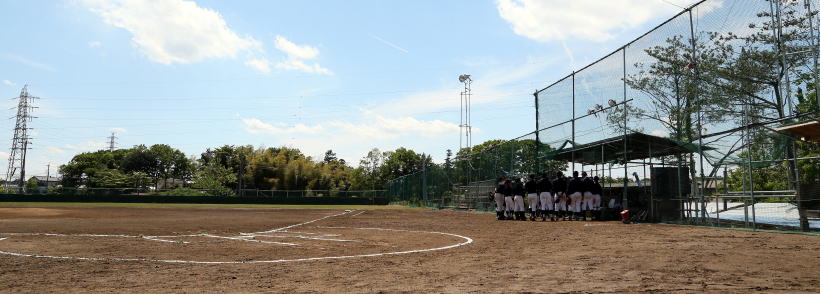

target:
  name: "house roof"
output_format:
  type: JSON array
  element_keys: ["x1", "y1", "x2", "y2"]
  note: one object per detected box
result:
[
  {"x1": 30, "y1": 176, "x2": 61, "y2": 182},
  {"x1": 774, "y1": 120, "x2": 820, "y2": 142}
]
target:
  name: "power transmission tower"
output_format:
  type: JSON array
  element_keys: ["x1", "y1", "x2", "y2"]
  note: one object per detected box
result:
[
  {"x1": 107, "y1": 132, "x2": 118, "y2": 152},
  {"x1": 5, "y1": 85, "x2": 38, "y2": 192}
]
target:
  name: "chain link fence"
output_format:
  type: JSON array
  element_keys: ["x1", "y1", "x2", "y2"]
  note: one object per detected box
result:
[{"x1": 1, "y1": 187, "x2": 387, "y2": 204}]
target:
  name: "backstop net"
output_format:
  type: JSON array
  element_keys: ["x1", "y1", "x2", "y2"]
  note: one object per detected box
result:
[{"x1": 387, "y1": 0, "x2": 820, "y2": 231}]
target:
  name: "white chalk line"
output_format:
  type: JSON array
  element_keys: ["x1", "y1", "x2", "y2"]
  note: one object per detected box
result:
[
  {"x1": 247, "y1": 234, "x2": 358, "y2": 242},
  {"x1": 0, "y1": 232, "x2": 200, "y2": 239},
  {"x1": 253, "y1": 210, "x2": 354, "y2": 234},
  {"x1": 0, "y1": 238, "x2": 6, "y2": 241},
  {"x1": 0, "y1": 210, "x2": 355, "y2": 245},
  {"x1": 201, "y1": 234, "x2": 298, "y2": 246},
  {"x1": 0, "y1": 226, "x2": 473, "y2": 264},
  {"x1": 144, "y1": 237, "x2": 191, "y2": 244},
  {"x1": 244, "y1": 231, "x2": 342, "y2": 237},
  {"x1": 0, "y1": 210, "x2": 475, "y2": 264},
  {"x1": 350, "y1": 210, "x2": 366, "y2": 217}
]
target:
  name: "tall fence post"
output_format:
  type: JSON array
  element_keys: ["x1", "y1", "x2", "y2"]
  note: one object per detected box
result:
[
  {"x1": 572, "y1": 72, "x2": 576, "y2": 174},
  {"x1": 622, "y1": 47, "x2": 629, "y2": 210},
  {"x1": 687, "y1": 8, "x2": 707, "y2": 224},
  {"x1": 422, "y1": 161, "x2": 428, "y2": 204},
  {"x1": 534, "y1": 90, "x2": 541, "y2": 173}
]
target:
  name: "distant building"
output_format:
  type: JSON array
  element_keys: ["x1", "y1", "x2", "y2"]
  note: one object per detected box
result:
[{"x1": 28, "y1": 176, "x2": 62, "y2": 192}]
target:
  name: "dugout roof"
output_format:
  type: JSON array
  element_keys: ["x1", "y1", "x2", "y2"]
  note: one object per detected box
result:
[
  {"x1": 541, "y1": 132, "x2": 714, "y2": 164},
  {"x1": 774, "y1": 120, "x2": 820, "y2": 142}
]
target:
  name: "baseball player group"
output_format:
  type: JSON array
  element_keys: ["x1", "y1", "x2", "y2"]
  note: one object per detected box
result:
[{"x1": 492, "y1": 170, "x2": 604, "y2": 221}]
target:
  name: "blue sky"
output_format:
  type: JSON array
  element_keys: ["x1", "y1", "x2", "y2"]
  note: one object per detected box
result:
[{"x1": 0, "y1": 0, "x2": 708, "y2": 178}]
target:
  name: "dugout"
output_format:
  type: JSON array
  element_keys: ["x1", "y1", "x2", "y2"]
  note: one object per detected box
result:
[{"x1": 540, "y1": 132, "x2": 712, "y2": 222}]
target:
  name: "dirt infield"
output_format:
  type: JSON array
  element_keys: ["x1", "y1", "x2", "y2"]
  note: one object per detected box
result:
[{"x1": 1, "y1": 206, "x2": 819, "y2": 293}]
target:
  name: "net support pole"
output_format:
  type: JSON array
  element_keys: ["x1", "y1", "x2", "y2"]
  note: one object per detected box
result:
[
  {"x1": 622, "y1": 47, "x2": 629, "y2": 210},
  {"x1": 422, "y1": 160, "x2": 428, "y2": 203},
  {"x1": 809, "y1": 0, "x2": 820, "y2": 111},
  {"x1": 802, "y1": 0, "x2": 817, "y2": 231},
  {"x1": 688, "y1": 8, "x2": 707, "y2": 223},
  {"x1": 534, "y1": 90, "x2": 541, "y2": 173},
  {"x1": 572, "y1": 72, "x2": 576, "y2": 174}
]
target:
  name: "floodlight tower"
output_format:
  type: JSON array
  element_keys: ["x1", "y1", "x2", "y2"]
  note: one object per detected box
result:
[
  {"x1": 5, "y1": 85, "x2": 38, "y2": 192},
  {"x1": 459, "y1": 74, "x2": 472, "y2": 151}
]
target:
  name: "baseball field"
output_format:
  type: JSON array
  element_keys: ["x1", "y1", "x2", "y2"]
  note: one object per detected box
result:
[{"x1": 1, "y1": 203, "x2": 819, "y2": 293}]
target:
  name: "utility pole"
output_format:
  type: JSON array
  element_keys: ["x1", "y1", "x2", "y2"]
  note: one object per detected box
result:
[
  {"x1": 5, "y1": 85, "x2": 38, "y2": 193},
  {"x1": 46, "y1": 163, "x2": 50, "y2": 183},
  {"x1": 107, "y1": 132, "x2": 117, "y2": 152}
]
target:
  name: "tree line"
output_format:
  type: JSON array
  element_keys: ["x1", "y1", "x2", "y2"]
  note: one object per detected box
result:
[{"x1": 58, "y1": 145, "x2": 433, "y2": 196}]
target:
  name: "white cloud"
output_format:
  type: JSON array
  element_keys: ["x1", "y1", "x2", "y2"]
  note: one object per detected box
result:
[
  {"x1": 273, "y1": 35, "x2": 332, "y2": 75},
  {"x1": 83, "y1": 0, "x2": 260, "y2": 64},
  {"x1": 275, "y1": 59, "x2": 332, "y2": 75},
  {"x1": 111, "y1": 127, "x2": 127, "y2": 133},
  {"x1": 241, "y1": 112, "x2": 461, "y2": 164},
  {"x1": 695, "y1": 1, "x2": 723, "y2": 14},
  {"x1": 274, "y1": 35, "x2": 319, "y2": 60},
  {"x1": 496, "y1": 0, "x2": 710, "y2": 42},
  {"x1": 47, "y1": 146, "x2": 66, "y2": 155},
  {"x1": 241, "y1": 118, "x2": 324, "y2": 135},
  {"x1": 2, "y1": 80, "x2": 14, "y2": 87},
  {"x1": 88, "y1": 41, "x2": 101, "y2": 48},
  {"x1": 245, "y1": 58, "x2": 271, "y2": 73},
  {"x1": 242, "y1": 112, "x2": 459, "y2": 141},
  {"x1": 327, "y1": 114, "x2": 461, "y2": 141}
]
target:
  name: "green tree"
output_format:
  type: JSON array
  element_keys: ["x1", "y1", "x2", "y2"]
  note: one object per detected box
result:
[
  {"x1": 379, "y1": 147, "x2": 431, "y2": 186},
  {"x1": 192, "y1": 164, "x2": 236, "y2": 196},
  {"x1": 148, "y1": 144, "x2": 190, "y2": 189},
  {"x1": 349, "y1": 148, "x2": 384, "y2": 190},
  {"x1": 25, "y1": 178, "x2": 38, "y2": 192},
  {"x1": 59, "y1": 150, "x2": 120, "y2": 187}
]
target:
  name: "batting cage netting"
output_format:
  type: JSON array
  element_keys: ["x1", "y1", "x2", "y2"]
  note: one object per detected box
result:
[{"x1": 386, "y1": 0, "x2": 820, "y2": 232}]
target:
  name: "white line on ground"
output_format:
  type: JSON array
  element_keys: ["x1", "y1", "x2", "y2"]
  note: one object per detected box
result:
[
  {"x1": 254, "y1": 210, "x2": 355, "y2": 234},
  {"x1": 201, "y1": 234, "x2": 298, "y2": 246},
  {"x1": 144, "y1": 237, "x2": 191, "y2": 244},
  {"x1": 0, "y1": 209, "x2": 475, "y2": 264},
  {"x1": 248, "y1": 234, "x2": 358, "y2": 242},
  {"x1": 0, "y1": 226, "x2": 473, "y2": 264}
]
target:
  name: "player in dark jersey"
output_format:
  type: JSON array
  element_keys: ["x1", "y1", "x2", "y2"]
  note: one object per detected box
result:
[
  {"x1": 552, "y1": 171, "x2": 568, "y2": 220},
  {"x1": 537, "y1": 173, "x2": 554, "y2": 221},
  {"x1": 592, "y1": 176, "x2": 603, "y2": 220},
  {"x1": 581, "y1": 171, "x2": 595, "y2": 221},
  {"x1": 503, "y1": 179, "x2": 515, "y2": 220},
  {"x1": 512, "y1": 178, "x2": 526, "y2": 221},
  {"x1": 567, "y1": 171, "x2": 583, "y2": 221},
  {"x1": 493, "y1": 177, "x2": 507, "y2": 220},
  {"x1": 525, "y1": 175, "x2": 539, "y2": 221}
]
